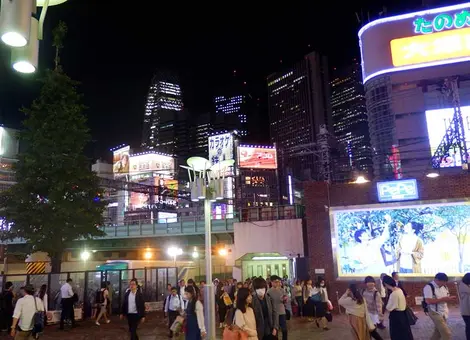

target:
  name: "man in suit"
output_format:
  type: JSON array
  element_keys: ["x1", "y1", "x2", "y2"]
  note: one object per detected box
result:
[
  {"x1": 251, "y1": 277, "x2": 279, "y2": 340},
  {"x1": 120, "y1": 279, "x2": 146, "y2": 340}
]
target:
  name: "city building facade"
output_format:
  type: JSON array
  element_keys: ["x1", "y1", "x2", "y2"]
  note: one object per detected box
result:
[
  {"x1": 0, "y1": 126, "x2": 20, "y2": 192},
  {"x1": 330, "y1": 62, "x2": 372, "y2": 181},
  {"x1": 360, "y1": 3, "x2": 470, "y2": 179},
  {"x1": 214, "y1": 94, "x2": 249, "y2": 137}
]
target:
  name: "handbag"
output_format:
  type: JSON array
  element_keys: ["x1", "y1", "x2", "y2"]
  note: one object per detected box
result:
[
  {"x1": 310, "y1": 293, "x2": 321, "y2": 302},
  {"x1": 223, "y1": 310, "x2": 248, "y2": 340},
  {"x1": 170, "y1": 315, "x2": 185, "y2": 333},
  {"x1": 405, "y1": 306, "x2": 418, "y2": 325}
]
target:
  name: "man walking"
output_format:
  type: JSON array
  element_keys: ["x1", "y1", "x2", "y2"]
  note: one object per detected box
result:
[
  {"x1": 10, "y1": 284, "x2": 44, "y2": 340},
  {"x1": 268, "y1": 275, "x2": 288, "y2": 340},
  {"x1": 164, "y1": 286, "x2": 183, "y2": 338},
  {"x1": 120, "y1": 278, "x2": 145, "y2": 340},
  {"x1": 251, "y1": 277, "x2": 278, "y2": 339},
  {"x1": 106, "y1": 281, "x2": 114, "y2": 316},
  {"x1": 60, "y1": 278, "x2": 75, "y2": 330},
  {"x1": 423, "y1": 273, "x2": 457, "y2": 340}
]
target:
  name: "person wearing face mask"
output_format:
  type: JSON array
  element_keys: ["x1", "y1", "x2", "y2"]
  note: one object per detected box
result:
[{"x1": 251, "y1": 277, "x2": 279, "y2": 339}]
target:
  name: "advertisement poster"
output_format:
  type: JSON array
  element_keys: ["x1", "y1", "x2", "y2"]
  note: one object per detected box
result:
[
  {"x1": 113, "y1": 146, "x2": 130, "y2": 177},
  {"x1": 426, "y1": 106, "x2": 470, "y2": 167},
  {"x1": 208, "y1": 133, "x2": 234, "y2": 166},
  {"x1": 238, "y1": 147, "x2": 277, "y2": 169},
  {"x1": 129, "y1": 153, "x2": 175, "y2": 174},
  {"x1": 332, "y1": 201, "x2": 470, "y2": 277}
]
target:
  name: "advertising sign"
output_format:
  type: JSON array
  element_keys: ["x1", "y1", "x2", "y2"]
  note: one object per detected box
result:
[
  {"x1": 426, "y1": 106, "x2": 470, "y2": 167},
  {"x1": 331, "y1": 200, "x2": 470, "y2": 277},
  {"x1": 113, "y1": 145, "x2": 130, "y2": 177},
  {"x1": 358, "y1": 3, "x2": 470, "y2": 83},
  {"x1": 130, "y1": 153, "x2": 175, "y2": 174},
  {"x1": 238, "y1": 147, "x2": 277, "y2": 169},
  {"x1": 377, "y1": 179, "x2": 418, "y2": 202},
  {"x1": 208, "y1": 133, "x2": 234, "y2": 165}
]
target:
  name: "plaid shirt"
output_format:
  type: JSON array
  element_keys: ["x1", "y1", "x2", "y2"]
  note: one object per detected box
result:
[{"x1": 362, "y1": 288, "x2": 383, "y2": 320}]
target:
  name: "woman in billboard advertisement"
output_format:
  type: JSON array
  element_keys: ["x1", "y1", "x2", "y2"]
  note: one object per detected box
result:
[
  {"x1": 352, "y1": 215, "x2": 392, "y2": 274},
  {"x1": 395, "y1": 221, "x2": 424, "y2": 273}
]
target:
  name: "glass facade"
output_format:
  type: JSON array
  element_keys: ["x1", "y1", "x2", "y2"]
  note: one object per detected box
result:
[{"x1": 214, "y1": 95, "x2": 248, "y2": 137}]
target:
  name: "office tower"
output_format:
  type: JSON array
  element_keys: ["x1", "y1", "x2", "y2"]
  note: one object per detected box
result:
[
  {"x1": 331, "y1": 61, "x2": 372, "y2": 180},
  {"x1": 142, "y1": 72, "x2": 183, "y2": 154},
  {"x1": 267, "y1": 51, "x2": 332, "y2": 182},
  {"x1": 214, "y1": 94, "x2": 249, "y2": 137}
]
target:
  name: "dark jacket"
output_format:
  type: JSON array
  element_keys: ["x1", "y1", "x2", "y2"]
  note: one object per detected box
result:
[
  {"x1": 251, "y1": 292, "x2": 279, "y2": 339},
  {"x1": 121, "y1": 289, "x2": 146, "y2": 318}
]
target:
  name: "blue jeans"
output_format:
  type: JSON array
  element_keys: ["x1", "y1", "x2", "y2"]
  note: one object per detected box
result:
[
  {"x1": 279, "y1": 314, "x2": 288, "y2": 340},
  {"x1": 399, "y1": 268, "x2": 413, "y2": 273}
]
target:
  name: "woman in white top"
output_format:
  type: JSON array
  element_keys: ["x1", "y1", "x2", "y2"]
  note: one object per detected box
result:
[
  {"x1": 184, "y1": 285, "x2": 206, "y2": 340},
  {"x1": 234, "y1": 288, "x2": 258, "y2": 340},
  {"x1": 383, "y1": 275, "x2": 413, "y2": 340},
  {"x1": 95, "y1": 282, "x2": 110, "y2": 325},
  {"x1": 37, "y1": 284, "x2": 48, "y2": 327},
  {"x1": 339, "y1": 284, "x2": 371, "y2": 340}
]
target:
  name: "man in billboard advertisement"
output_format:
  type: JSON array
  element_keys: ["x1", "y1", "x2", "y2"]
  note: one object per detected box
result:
[{"x1": 332, "y1": 201, "x2": 470, "y2": 277}]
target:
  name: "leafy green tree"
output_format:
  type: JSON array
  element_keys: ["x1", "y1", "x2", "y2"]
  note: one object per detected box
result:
[{"x1": 0, "y1": 21, "x2": 105, "y2": 272}]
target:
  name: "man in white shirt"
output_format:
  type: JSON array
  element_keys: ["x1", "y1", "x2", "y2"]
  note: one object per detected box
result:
[
  {"x1": 164, "y1": 287, "x2": 184, "y2": 338},
  {"x1": 423, "y1": 273, "x2": 457, "y2": 340},
  {"x1": 10, "y1": 284, "x2": 44, "y2": 339},
  {"x1": 60, "y1": 278, "x2": 75, "y2": 330}
]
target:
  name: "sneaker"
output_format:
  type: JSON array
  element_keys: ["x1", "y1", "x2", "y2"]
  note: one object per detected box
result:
[
  {"x1": 95, "y1": 321, "x2": 100, "y2": 326},
  {"x1": 323, "y1": 327, "x2": 330, "y2": 331}
]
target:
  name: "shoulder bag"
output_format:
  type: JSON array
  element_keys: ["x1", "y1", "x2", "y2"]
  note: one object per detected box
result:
[
  {"x1": 32, "y1": 297, "x2": 45, "y2": 336},
  {"x1": 223, "y1": 310, "x2": 248, "y2": 340}
]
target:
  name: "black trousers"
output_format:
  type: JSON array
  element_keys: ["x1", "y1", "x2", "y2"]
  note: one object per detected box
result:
[
  {"x1": 60, "y1": 298, "x2": 75, "y2": 328},
  {"x1": 168, "y1": 310, "x2": 179, "y2": 337},
  {"x1": 370, "y1": 328, "x2": 384, "y2": 340},
  {"x1": 127, "y1": 314, "x2": 141, "y2": 340}
]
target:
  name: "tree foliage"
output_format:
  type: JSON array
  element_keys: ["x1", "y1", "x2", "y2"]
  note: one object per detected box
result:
[{"x1": 0, "y1": 22, "x2": 105, "y2": 272}]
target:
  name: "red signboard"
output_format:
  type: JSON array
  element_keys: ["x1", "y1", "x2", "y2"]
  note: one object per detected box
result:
[{"x1": 238, "y1": 147, "x2": 277, "y2": 169}]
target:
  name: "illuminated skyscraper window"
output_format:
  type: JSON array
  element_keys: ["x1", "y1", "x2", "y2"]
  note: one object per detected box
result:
[{"x1": 213, "y1": 94, "x2": 249, "y2": 137}]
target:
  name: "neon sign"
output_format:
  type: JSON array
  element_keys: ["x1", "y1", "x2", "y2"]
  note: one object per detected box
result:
[{"x1": 414, "y1": 10, "x2": 470, "y2": 34}]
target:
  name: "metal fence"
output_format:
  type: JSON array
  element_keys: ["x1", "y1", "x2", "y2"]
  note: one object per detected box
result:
[{"x1": 0, "y1": 267, "x2": 177, "y2": 317}]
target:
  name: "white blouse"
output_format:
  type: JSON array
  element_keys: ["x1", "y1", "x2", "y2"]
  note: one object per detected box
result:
[
  {"x1": 386, "y1": 288, "x2": 407, "y2": 312},
  {"x1": 338, "y1": 293, "x2": 366, "y2": 318},
  {"x1": 195, "y1": 300, "x2": 206, "y2": 333}
]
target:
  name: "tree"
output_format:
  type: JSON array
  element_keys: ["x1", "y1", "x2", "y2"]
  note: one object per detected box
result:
[{"x1": 0, "y1": 21, "x2": 105, "y2": 272}]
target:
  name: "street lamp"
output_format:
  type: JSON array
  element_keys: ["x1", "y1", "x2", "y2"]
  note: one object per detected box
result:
[
  {"x1": 144, "y1": 249, "x2": 152, "y2": 260},
  {"x1": 192, "y1": 247, "x2": 199, "y2": 259},
  {"x1": 167, "y1": 246, "x2": 182, "y2": 267},
  {"x1": 354, "y1": 176, "x2": 369, "y2": 184},
  {"x1": 218, "y1": 248, "x2": 228, "y2": 257},
  {"x1": 0, "y1": 0, "x2": 68, "y2": 73},
  {"x1": 180, "y1": 156, "x2": 234, "y2": 340}
]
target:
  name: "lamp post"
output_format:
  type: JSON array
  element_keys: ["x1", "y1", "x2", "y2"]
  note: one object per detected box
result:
[{"x1": 181, "y1": 156, "x2": 234, "y2": 340}]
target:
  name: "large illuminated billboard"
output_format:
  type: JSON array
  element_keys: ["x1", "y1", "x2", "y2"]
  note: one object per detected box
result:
[
  {"x1": 331, "y1": 200, "x2": 470, "y2": 277},
  {"x1": 129, "y1": 153, "x2": 174, "y2": 174},
  {"x1": 359, "y1": 3, "x2": 470, "y2": 83},
  {"x1": 425, "y1": 106, "x2": 470, "y2": 167},
  {"x1": 208, "y1": 133, "x2": 234, "y2": 165},
  {"x1": 113, "y1": 145, "x2": 130, "y2": 177},
  {"x1": 238, "y1": 147, "x2": 277, "y2": 169}
]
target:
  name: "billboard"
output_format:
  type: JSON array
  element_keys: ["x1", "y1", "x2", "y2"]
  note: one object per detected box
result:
[
  {"x1": 425, "y1": 106, "x2": 470, "y2": 167},
  {"x1": 113, "y1": 145, "x2": 130, "y2": 177},
  {"x1": 377, "y1": 179, "x2": 419, "y2": 203},
  {"x1": 331, "y1": 200, "x2": 470, "y2": 277},
  {"x1": 359, "y1": 3, "x2": 470, "y2": 83},
  {"x1": 129, "y1": 153, "x2": 174, "y2": 174},
  {"x1": 208, "y1": 133, "x2": 234, "y2": 165},
  {"x1": 238, "y1": 147, "x2": 277, "y2": 169}
]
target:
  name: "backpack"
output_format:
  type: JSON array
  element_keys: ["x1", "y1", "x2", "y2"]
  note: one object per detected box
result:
[
  {"x1": 95, "y1": 289, "x2": 105, "y2": 304},
  {"x1": 32, "y1": 297, "x2": 44, "y2": 336}
]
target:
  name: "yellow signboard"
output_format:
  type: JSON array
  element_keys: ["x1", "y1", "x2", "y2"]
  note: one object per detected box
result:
[{"x1": 390, "y1": 27, "x2": 470, "y2": 67}]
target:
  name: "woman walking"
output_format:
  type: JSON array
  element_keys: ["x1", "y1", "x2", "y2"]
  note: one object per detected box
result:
[
  {"x1": 339, "y1": 283, "x2": 371, "y2": 340},
  {"x1": 216, "y1": 282, "x2": 228, "y2": 328},
  {"x1": 293, "y1": 280, "x2": 303, "y2": 317},
  {"x1": 38, "y1": 284, "x2": 48, "y2": 327},
  {"x1": 95, "y1": 282, "x2": 110, "y2": 325},
  {"x1": 184, "y1": 285, "x2": 206, "y2": 340},
  {"x1": 383, "y1": 275, "x2": 413, "y2": 340},
  {"x1": 459, "y1": 273, "x2": 470, "y2": 340},
  {"x1": 234, "y1": 288, "x2": 258, "y2": 340}
]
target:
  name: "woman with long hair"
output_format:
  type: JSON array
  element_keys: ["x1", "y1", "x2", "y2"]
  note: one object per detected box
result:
[
  {"x1": 184, "y1": 285, "x2": 206, "y2": 340},
  {"x1": 216, "y1": 281, "x2": 228, "y2": 328},
  {"x1": 38, "y1": 284, "x2": 48, "y2": 327},
  {"x1": 383, "y1": 275, "x2": 413, "y2": 340},
  {"x1": 234, "y1": 288, "x2": 258, "y2": 340},
  {"x1": 339, "y1": 283, "x2": 371, "y2": 340},
  {"x1": 313, "y1": 277, "x2": 329, "y2": 331}
]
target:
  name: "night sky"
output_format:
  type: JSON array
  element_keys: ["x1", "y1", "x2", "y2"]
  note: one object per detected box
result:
[{"x1": 0, "y1": 0, "x2": 451, "y2": 160}]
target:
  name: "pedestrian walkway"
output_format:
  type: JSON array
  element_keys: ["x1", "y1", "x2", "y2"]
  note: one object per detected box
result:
[{"x1": 11, "y1": 308, "x2": 466, "y2": 339}]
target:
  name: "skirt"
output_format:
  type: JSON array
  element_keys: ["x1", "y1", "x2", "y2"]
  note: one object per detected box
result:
[
  {"x1": 389, "y1": 310, "x2": 414, "y2": 340},
  {"x1": 347, "y1": 314, "x2": 371, "y2": 340},
  {"x1": 313, "y1": 301, "x2": 326, "y2": 318}
]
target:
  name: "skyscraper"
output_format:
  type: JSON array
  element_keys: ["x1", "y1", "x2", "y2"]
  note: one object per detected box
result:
[
  {"x1": 214, "y1": 94, "x2": 248, "y2": 137},
  {"x1": 330, "y1": 61, "x2": 372, "y2": 179},
  {"x1": 142, "y1": 72, "x2": 183, "y2": 154},
  {"x1": 267, "y1": 51, "x2": 332, "y2": 182}
]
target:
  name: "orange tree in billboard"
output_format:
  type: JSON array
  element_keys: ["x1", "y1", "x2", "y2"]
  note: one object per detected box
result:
[{"x1": 0, "y1": 22, "x2": 105, "y2": 272}]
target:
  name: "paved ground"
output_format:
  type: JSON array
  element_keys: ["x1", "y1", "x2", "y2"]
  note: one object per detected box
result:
[{"x1": 0, "y1": 308, "x2": 466, "y2": 339}]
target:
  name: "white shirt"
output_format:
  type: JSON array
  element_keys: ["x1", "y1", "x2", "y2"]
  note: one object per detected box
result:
[
  {"x1": 379, "y1": 280, "x2": 386, "y2": 298},
  {"x1": 61, "y1": 283, "x2": 74, "y2": 299},
  {"x1": 195, "y1": 300, "x2": 206, "y2": 333},
  {"x1": 38, "y1": 293, "x2": 48, "y2": 312},
  {"x1": 165, "y1": 294, "x2": 183, "y2": 313},
  {"x1": 424, "y1": 281, "x2": 449, "y2": 318},
  {"x1": 400, "y1": 234, "x2": 418, "y2": 270},
  {"x1": 338, "y1": 293, "x2": 366, "y2": 318},
  {"x1": 128, "y1": 291, "x2": 137, "y2": 314},
  {"x1": 13, "y1": 295, "x2": 44, "y2": 331},
  {"x1": 386, "y1": 289, "x2": 407, "y2": 312}
]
